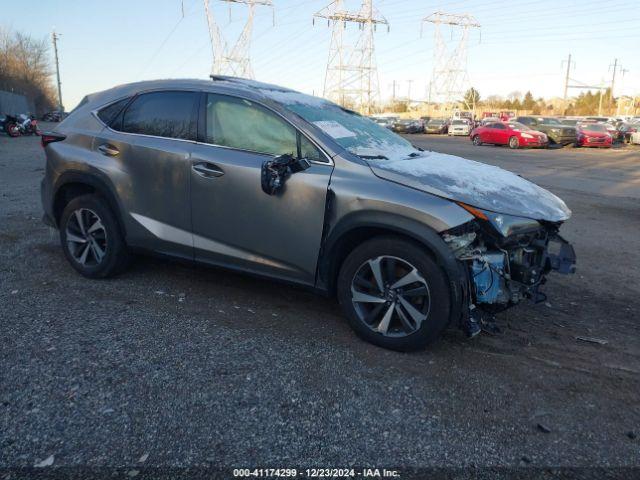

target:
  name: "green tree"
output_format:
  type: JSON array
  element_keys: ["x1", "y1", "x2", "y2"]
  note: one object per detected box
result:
[
  {"x1": 522, "y1": 91, "x2": 535, "y2": 110},
  {"x1": 463, "y1": 87, "x2": 480, "y2": 109}
]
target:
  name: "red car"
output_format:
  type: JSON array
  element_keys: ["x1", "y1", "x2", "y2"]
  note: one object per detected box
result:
[
  {"x1": 470, "y1": 121, "x2": 548, "y2": 149},
  {"x1": 575, "y1": 123, "x2": 613, "y2": 148}
]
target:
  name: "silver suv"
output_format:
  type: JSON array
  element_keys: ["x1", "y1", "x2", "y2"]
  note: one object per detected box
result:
[{"x1": 41, "y1": 77, "x2": 576, "y2": 351}]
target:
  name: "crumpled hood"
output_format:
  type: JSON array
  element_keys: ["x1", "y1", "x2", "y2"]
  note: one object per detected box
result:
[{"x1": 368, "y1": 151, "x2": 571, "y2": 222}]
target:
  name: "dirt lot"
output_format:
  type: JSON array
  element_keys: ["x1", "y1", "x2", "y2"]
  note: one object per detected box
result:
[{"x1": 1, "y1": 128, "x2": 639, "y2": 474}]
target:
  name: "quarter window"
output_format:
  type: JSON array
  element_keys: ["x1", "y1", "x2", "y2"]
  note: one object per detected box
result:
[
  {"x1": 97, "y1": 97, "x2": 130, "y2": 127},
  {"x1": 206, "y1": 94, "x2": 297, "y2": 157},
  {"x1": 120, "y1": 91, "x2": 198, "y2": 140},
  {"x1": 299, "y1": 134, "x2": 323, "y2": 162}
]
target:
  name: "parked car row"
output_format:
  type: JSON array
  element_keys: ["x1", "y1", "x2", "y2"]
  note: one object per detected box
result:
[
  {"x1": 41, "y1": 110, "x2": 67, "y2": 122},
  {"x1": 469, "y1": 116, "x2": 640, "y2": 149},
  {"x1": 369, "y1": 113, "x2": 640, "y2": 149}
]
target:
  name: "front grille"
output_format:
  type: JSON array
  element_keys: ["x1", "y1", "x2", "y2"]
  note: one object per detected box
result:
[{"x1": 562, "y1": 128, "x2": 576, "y2": 135}]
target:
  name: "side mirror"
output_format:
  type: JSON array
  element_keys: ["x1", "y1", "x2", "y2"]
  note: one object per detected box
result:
[{"x1": 261, "y1": 154, "x2": 310, "y2": 196}]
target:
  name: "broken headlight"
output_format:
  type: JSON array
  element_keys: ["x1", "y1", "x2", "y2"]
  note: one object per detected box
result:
[{"x1": 458, "y1": 203, "x2": 540, "y2": 237}]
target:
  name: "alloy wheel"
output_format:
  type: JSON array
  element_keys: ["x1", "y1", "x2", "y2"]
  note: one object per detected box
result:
[
  {"x1": 350, "y1": 255, "x2": 431, "y2": 337},
  {"x1": 65, "y1": 208, "x2": 108, "y2": 267}
]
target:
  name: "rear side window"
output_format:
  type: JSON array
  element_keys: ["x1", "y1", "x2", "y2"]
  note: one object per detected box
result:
[
  {"x1": 97, "y1": 98, "x2": 130, "y2": 126},
  {"x1": 120, "y1": 91, "x2": 198, "y2": 140},
  {"x1": 206, "y1": 94, "x2": 296, "y2": 157}
]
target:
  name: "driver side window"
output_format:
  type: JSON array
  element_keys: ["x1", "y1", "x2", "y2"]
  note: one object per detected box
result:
[
  {"x1": 206, "y1": 94, "x2": 326, "y2": 162},
  {"x1": 206, "y1": 94, "x2": 297, "y2": 157}
]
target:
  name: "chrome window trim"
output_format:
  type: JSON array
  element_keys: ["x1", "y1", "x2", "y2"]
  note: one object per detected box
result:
[{"x1": 192, "y1": 139, "x2": 333, "y2": 167}]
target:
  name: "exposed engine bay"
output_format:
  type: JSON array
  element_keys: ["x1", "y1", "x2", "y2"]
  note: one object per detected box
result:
[{"x1": 442, "y1": 214, "x2": 576, "y2": 333}]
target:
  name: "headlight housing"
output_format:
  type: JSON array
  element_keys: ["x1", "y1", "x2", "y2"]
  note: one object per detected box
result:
[
  {"x1": 521, "y1": 133, "x2": 534, "y2": 139},
  {"x1": 458, "y1": 202, "x2": 540, "y2": 237}
]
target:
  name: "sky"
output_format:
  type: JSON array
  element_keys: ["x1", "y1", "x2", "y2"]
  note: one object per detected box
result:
[{"x1": 4, "y1": 0, "x2": 640, "y2": 110}]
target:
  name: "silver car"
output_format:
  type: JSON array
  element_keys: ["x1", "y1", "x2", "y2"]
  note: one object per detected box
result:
[{"x1": 41, "y1": 77, "x2": 576, "y2": 351}]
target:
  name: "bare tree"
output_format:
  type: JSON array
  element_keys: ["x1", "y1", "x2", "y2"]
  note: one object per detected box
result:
[{"x1": 0, "y1": 28, "x2": 56, "y2": 114}]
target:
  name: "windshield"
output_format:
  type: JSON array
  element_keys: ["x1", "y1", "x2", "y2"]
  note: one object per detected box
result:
[
  {"x1": 276, "y1": 94, "x2": 416, "y2": 160},
  {"x1": 452, "y1": 120, "x2": 466, "y2": 125},
  {"x1": 507, "y1": 122, "x2": 531, "y2": 131},
  {"x1": 428, "y1": 119, "x2": 444, "y2": 125},
  {"x1": 580, "y1": 123, "x2": 606, "y2": 132},
  {"x1": 541, "y1": 118, "x2": 561, "y2": 125}
]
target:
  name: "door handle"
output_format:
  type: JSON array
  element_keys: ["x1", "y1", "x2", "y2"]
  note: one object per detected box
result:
[
  {"x1": 97, "y1": 144, "x2": 119, "y2": 156},
  {"x1": 192, "y1": 162, "x2": 224, "y2": 178}
]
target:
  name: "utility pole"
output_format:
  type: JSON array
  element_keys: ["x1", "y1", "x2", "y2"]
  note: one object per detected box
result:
[
  {"x1": 392, "y1": 80, "x2": 396, "y2": 102},
  {"x1": 562, "y1": 54, "x2": 573, "y2": 102},
  {"x1": 609, "y1": 58, "x2": 619, "y2": 104},
  {"x1": 314, "y1": 0, "x2": 389, "y2": 115},
  {"x1": 406, "y1": 79, "x2": 413, "y2": 102},
  {"x1": 561, "y1": 54, "x2": 574, "y2": 115},
  {"x1": 52, "y1": 30, "x2": 63, "y2": 111}
]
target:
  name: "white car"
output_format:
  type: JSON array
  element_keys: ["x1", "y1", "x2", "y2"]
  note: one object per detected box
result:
[
  {"x1": 631, "y1": 131, "x2": 640, "y2": 145},
  {"x1": 448, "y1": 119, "x2": 471, "y2": 136}
]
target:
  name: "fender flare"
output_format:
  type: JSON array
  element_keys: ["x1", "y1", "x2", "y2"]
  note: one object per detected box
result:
[
  {"x1": 52, "y1": 170, "x2": 127, "y2": 236},
  {"x1": 317, "y1": 210, "x2": 467, "y2": 326}
]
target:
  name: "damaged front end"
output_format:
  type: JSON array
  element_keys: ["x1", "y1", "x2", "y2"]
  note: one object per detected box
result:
[{"x1": 442, "y1": 203, "x2": 576, "y2": 336}]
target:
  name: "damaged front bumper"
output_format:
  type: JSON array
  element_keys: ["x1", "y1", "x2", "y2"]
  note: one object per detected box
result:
[{"x1": 442, "y1": 217, "x2": 576, "y2": 324}]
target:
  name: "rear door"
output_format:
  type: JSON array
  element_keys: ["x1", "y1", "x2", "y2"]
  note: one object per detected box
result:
[
  {"x1": 492, "y1": 123, "x2": 508, "y2": 144},
  {"x1": 189, "y1": 93, "x2": 333, "y2": 285},
  {"x1": 94, "y1": 90, "x2": 199, "y2": 258},
  {"x1": 483, "y1": 123, "x2": 499, "y2": 143}
]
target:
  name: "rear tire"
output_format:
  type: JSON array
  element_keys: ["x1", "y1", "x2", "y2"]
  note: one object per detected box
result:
[
  {"x1": 337, "y1": 236, "x2": 451, "y2": 351},
  {"x1": 60, "y1": 194, "x2": 130, "y2": 278},
  {"x1": 6, "y1": 123, "x2": 19, "y2": 137}
]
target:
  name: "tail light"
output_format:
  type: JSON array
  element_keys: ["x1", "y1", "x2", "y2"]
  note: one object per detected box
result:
[{"x1": 41, "y1": 131, "x2": 66, "y2": 147}]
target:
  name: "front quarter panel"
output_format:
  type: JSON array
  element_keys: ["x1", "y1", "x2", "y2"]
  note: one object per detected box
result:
[{"x1": 325, "y1": 152, "x2": 473, "y2": 241}]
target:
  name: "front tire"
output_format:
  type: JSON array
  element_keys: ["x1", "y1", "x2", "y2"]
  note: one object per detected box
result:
[
  {"x1": 472, "y1": 135, "x2": 482, "y2": 146},
  {"x1": 337, "y1": 237, "x2": 451, "y2": 351},
  {"x1": 508, "y1": 136, "x2": 520, "y2": 149},
  {"x1": 60, "y1": 194, "x2": 130, "y2": 278}
]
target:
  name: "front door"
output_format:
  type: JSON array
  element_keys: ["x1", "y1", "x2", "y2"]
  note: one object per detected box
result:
[{"x1": 190, "y1": 93, "x2": 333, "y2": 285}]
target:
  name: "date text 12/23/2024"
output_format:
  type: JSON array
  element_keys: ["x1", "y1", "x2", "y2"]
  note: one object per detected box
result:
[{"x1": 233, "y1": 468, "x2": 401, "y2": 478}]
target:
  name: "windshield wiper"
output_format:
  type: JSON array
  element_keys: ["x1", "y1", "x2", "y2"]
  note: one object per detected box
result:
[
  {"x1": 408, "y1": 151, "x2": 422, "y2": 157},
  {"x1": 359, "y1": 154, "x2": 389, "y2": 160}
]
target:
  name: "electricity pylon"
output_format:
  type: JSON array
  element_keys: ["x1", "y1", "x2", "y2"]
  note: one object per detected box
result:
[
  {"x1": 204, "y1": 0, "x2": 273, "y2": 79},
  {"x1": 314, "y1": 0, "x2": 388, "y2": 115},
  {"x1": 422, "y1": 12, "x2": 480, "y2": 112}
]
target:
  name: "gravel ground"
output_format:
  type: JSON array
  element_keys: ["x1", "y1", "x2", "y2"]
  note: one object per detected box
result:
[{"x1": 1, "y1": 128, "x2": 639, "y2": 474}]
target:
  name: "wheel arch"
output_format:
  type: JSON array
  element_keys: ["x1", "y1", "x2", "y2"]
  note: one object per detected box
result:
[
  {"x1": 317, "y1": 211, "x2": 467, "y2": 327},
  {"x1": 52, "y1": 171, "x2": 126, "y2": 237}
]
